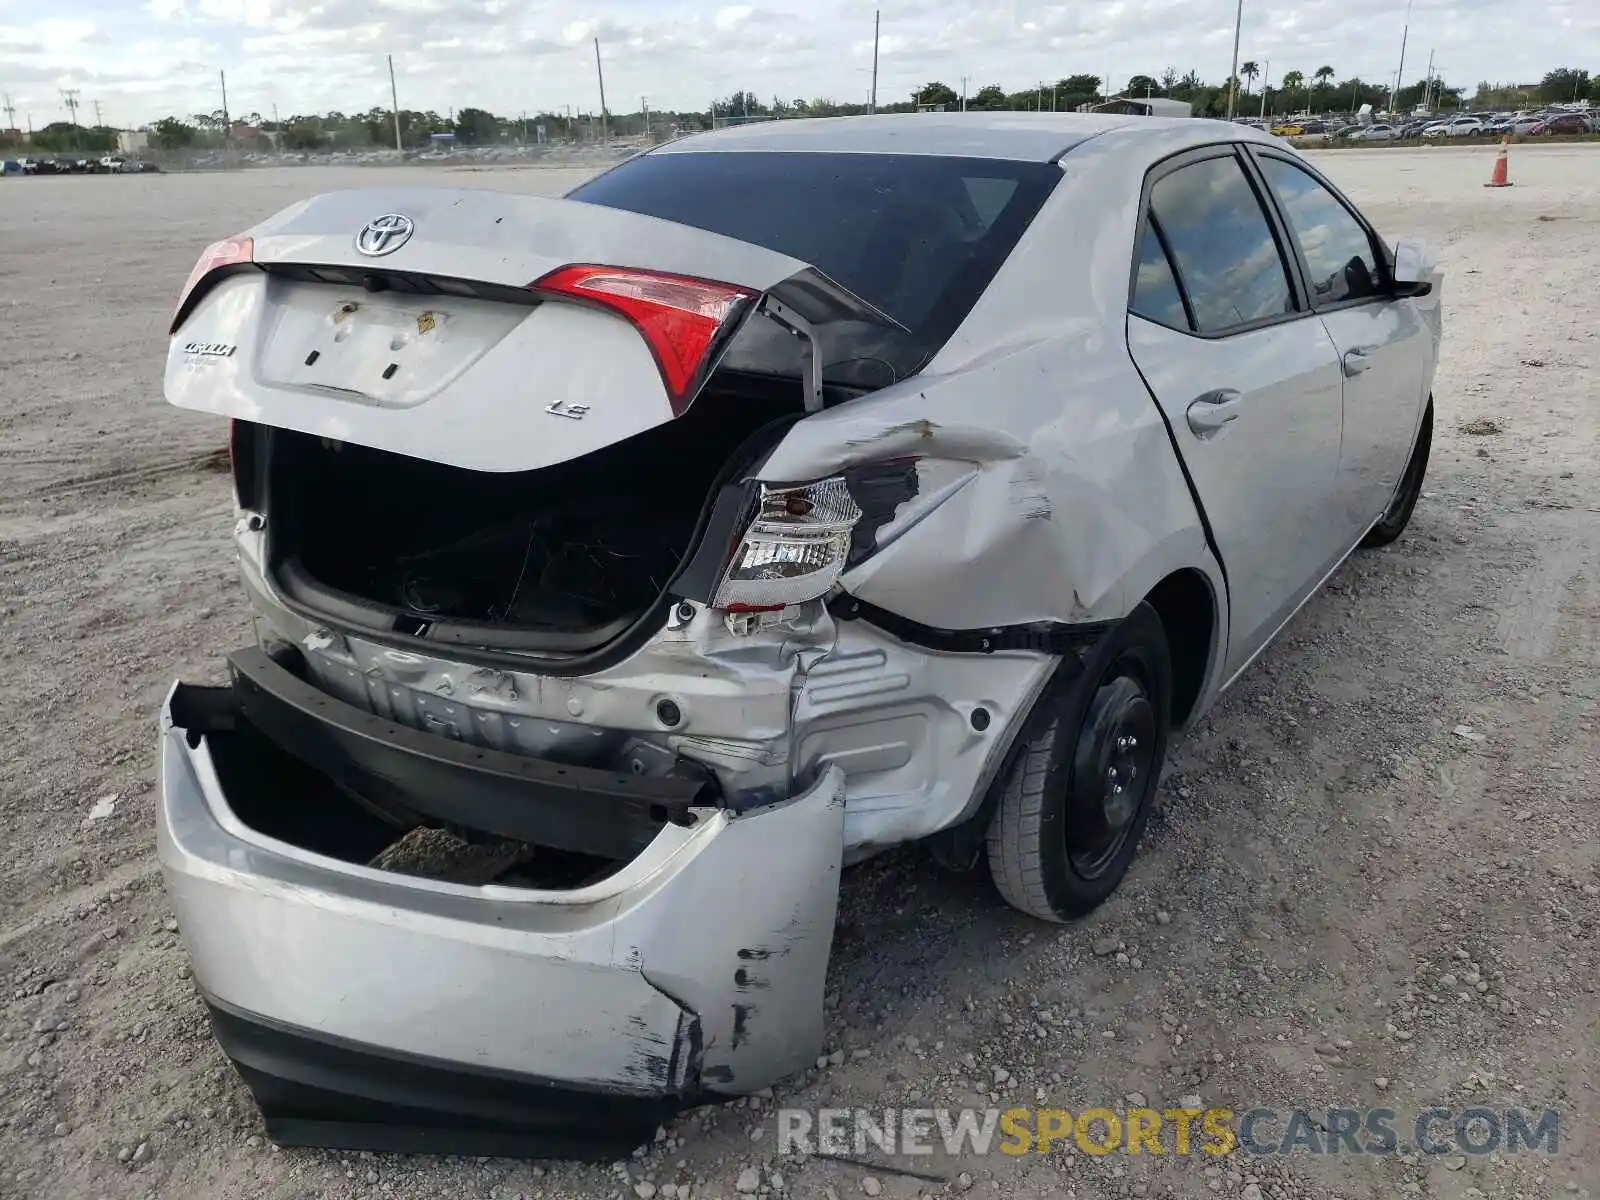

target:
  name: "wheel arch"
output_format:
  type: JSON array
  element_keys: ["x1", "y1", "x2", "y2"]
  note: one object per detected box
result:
[{"x1": 1142, "y1": 565, "x2": 1224, "y2": 729}]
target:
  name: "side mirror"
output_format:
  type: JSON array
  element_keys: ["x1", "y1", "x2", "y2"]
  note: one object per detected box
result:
[{"x1": 1391, "y1": 238, "x2": 1436, "y2": 295}]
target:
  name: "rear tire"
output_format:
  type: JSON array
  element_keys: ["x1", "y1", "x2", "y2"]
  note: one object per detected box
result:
[
  {"x1": 986, "y1": 602, "x2": 1172, "y2": 923},
  {"x1": 1360, "y1": 399, "x2": 1433, "y2": 548}
]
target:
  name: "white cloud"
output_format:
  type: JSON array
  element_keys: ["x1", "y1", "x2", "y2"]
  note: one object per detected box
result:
[
  {"x1": 1, "y1": 0, "x2": 1594, "y2": 127},
  {"x1": 713, "y1": 6, "x2": 754, "y2": 32}
]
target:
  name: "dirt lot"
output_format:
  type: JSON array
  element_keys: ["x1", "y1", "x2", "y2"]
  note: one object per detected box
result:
[{"x1": 1, "y1": 142, "x2": 1596, "y2": 1200}]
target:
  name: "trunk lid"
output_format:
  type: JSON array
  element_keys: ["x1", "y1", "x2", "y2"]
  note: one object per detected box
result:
[{"x1": 165, "y1": 188, "x2": 897, "y2": 473}]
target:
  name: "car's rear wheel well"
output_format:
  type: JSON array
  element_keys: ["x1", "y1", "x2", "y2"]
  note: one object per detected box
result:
[{"x1": 1143, "y1": 569, "x2": 1215, "y2": 728}]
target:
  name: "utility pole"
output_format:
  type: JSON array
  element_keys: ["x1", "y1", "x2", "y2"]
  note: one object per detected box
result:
[
  {"x1": 92, "y1": 99, "x2": 103, "y2": 127},
  {"x1": 2, "y1": 93, "x2": 15, "y2": 133},
  {"x1": 60, "y1": 88, "x2": 80, "y2": 149},
  {"x1": 641, "y1": 95, "x2": 649, "y2": 141},
  {"x1": 869, "y1": 9, "x2": 879, "y2": 114},
  {"x1": 1389, "y1": 0, "x2": 1413, "y2": 114},
  {"x1": 1226, "y1": 0, "x2": 1245, "y2": 119},
  {"x1": 960, "y1": 76, "x2": 968, "y2": 112},
  {"x1": 217, "y1": 69, "x2": 231, "y2": 165},
  {"x1": 388, "y1": 54, "x2": 403, "y2": 151},
  {"x1": 1259, "y1": 59, "x2": 1270, "y2": 120},
  {"x1": 1421, "y1": 49, "x2": 1435, "y2": 112},
  {"x1": 593, "y1": 37, "x2": 609, "y2": 143}
]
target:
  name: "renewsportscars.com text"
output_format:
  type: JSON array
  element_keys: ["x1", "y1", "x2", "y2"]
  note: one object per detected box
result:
[{"x1": 776, "y1": 1106, "x2": 1561, "y2": 1158}]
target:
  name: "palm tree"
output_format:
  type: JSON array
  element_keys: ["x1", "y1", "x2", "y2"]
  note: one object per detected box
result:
[
  {"x1": 1281, "y1": 70, "x2": 1306, "y2": 110},
  {"x1": 1313, "y1": 65, "x2": 1335, "y2": 106},
  {"x1": 1241, "y1": 61, "x2": 1260, "y2": 96}
]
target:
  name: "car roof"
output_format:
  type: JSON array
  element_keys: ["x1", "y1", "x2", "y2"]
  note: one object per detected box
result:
[{"x1": 653, "y1": 112, "x2": 1265, "y2": 163}]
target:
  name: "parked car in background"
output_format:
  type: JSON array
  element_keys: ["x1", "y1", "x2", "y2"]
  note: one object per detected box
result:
[
  {"x1": 1422, "y1": 117, "x2": 1485, "y2": 138},
  {"x1": 1358, "y1": 124, "x2": 1401, "y2": 141},
  {"x1": 1542, "y1": 112, "x2": 1594, "y2": 135},
  {"x1": 1398, "y1": 121, "x2": 1430, "y2": 138},
  {"x1": 158, "y1": 113, "x2": 1444, "y2": 1157},
  {"x1": 1271, "y1": 122, "x2": 1304, "y2": 136}
]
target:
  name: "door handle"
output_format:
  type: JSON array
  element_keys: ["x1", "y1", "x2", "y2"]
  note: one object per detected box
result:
[
  {"x1": 1342, "y1": 347, "x2": 1375, "y2": 376},
  {"x1": 1186, "y1": 388, "x2": 1242, "y2": 436}
]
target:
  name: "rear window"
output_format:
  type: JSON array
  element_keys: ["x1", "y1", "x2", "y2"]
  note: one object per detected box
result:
[{"x1": 567, "y1": 150, "x2": 1062, "y2": 387}]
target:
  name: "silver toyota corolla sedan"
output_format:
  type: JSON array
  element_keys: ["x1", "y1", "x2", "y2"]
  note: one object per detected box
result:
[{"x1": 158, "y1": 112, "x2": 1442, "y2": 1157}]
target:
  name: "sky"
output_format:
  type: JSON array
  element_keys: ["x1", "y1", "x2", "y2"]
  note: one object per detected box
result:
[{"x1": 0, "y1": 0, "x2": 1595, "y2": 129}]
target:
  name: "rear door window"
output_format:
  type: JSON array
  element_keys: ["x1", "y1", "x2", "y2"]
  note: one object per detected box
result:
[{"x1": 1147, "y1": 154, "x2": 1297, "y2": 334}]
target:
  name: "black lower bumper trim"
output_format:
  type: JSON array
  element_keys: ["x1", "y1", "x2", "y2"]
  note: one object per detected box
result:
[
  {"x1": 171, "y1": 646, "x2": 716, "y2": 861},
  {"x1": 207, "y1": 999, "x2": 693, "y2": 1161}
]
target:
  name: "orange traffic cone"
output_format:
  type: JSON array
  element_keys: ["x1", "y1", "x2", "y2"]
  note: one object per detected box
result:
[{"x1": 1484, "y1": 136, "x2": 1512, "y2": 188}]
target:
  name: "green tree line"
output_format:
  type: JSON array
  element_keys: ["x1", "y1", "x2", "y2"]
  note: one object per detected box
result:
[{"x1": 3, "y1": 66, "x2": 1595, "y2": 156}]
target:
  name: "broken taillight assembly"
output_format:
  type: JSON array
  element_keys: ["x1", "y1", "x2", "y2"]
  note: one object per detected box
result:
[
  {"x1": 530, "y1": 265, "x2": 756, "y2": 414},
  {"x1": 712, "y1": 477, "x2": 863, "y2": 613},
  {"x1": 170, "y1": 235, "x2": 255, "y2": 334}
]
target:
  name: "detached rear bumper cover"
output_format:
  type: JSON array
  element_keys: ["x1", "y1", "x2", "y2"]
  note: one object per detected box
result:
[{"x1": 158, "y1": 670, "x2": 846, "y2": 1157}]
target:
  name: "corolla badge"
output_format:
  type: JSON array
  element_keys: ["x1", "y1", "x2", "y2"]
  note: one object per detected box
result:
[{"x1": 355, "y1": 213, "x2": 414, "y2": 256}]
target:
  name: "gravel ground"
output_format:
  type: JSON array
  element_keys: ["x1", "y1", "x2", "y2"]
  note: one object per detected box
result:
[{"x1": 1, "y1": 142, "x2": 1596, "y2": 1200}]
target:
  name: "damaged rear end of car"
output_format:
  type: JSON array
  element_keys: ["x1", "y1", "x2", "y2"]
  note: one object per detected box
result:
[{"x1": 159, "y1": 162, "x2": 1076, "y2": 1157}]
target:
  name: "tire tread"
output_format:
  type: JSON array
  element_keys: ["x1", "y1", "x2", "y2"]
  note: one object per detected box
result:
[{"x1": 986, "y1": 722, "x2": 1065, "y2": 922}]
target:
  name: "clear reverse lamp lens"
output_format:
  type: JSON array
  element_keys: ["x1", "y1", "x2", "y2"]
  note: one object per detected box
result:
[{"x1": 712, "y1": 477, "x2": 863, "y2": 611}]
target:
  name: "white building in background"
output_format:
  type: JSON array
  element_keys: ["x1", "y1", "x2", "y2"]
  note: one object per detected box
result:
[
  {"x1": 117, "y1": 129, "x2": 149, "y2": 155},
  {"x1": 1079, "y1": 97, "x2": 1193, "y2": 117}
]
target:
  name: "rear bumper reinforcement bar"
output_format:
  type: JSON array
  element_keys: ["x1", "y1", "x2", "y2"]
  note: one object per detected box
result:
[{"x1": 170, "y1": 645, "x2": 716, "y2": 861}]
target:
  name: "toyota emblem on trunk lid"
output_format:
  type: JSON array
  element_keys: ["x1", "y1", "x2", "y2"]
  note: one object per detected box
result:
[{"x1": 355, "y1": 213, "x2": 414, "y2": 257}]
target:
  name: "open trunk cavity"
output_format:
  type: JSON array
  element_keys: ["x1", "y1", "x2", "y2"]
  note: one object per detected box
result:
[{"x1": 263, "y1": 377, "x2": 802, "y2": 652}]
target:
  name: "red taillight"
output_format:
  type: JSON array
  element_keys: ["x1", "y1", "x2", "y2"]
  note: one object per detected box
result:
[
  {"x1": 171, "y1": 235, "x2": 254, "y2": 333},
  {"x1": 530, "y1": 265, "x2": 755, "y2": 414}
]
